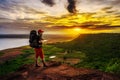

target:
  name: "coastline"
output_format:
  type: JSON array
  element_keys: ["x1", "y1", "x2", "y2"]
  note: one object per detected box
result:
[
  {"x1": 0, "y1": 45, "x2": 30, "y2": 52},
  {"x1": 0, "y1": 38, "x2": 29, "y2": 51}
]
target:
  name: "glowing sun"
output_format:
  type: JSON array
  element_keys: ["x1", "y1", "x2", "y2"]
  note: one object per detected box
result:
[{"x1": 73, "y1": 27, "x2": 82, "y2": 31}]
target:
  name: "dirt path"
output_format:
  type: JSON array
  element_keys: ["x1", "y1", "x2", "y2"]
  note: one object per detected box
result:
[
  {"x1": 0, "y1": 47, "x2": 26, "y2": 63},
  {"x1": 1, "y1": 61, "x2": 119, "y2": 80}
]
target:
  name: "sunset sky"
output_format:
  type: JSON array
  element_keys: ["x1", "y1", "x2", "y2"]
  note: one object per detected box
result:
[{"x1": 0, "y1": 0, "x2": 120, "y2": 37}]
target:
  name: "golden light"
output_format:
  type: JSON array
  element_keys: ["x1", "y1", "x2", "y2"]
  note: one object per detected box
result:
[
  {"x1": 61, "y1": 27, "x2": 82, "y2": 38},
  {"x1": 73, "y1": 27, "x2": 82, "y2": 32},
  {"x1": 41, "y1": 12, "x2": 120, "y2": 34}
]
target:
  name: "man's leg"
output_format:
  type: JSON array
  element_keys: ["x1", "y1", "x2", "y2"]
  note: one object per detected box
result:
[
  {"x1": 39, "y1": 48, "x2": 47, "y2": 67},
  {"x1": 35, "y1": 56, "x2": 39, "y2": 67},
  {"x1": 35, "y1": 48, "x2": 40, "y2": 67}
]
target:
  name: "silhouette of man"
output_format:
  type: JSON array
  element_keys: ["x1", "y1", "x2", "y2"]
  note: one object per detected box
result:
[{"x1": 34, "y1": 29, "x2": 47, "y2": 67}]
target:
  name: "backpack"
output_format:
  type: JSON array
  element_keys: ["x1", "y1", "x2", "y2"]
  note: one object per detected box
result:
[{"x1": 29, "y1": 30, "x2": 39, "y2": 48}]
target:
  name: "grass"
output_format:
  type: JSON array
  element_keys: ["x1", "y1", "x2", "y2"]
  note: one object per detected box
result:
[
  {"x1": 0, "y1": 52, "x2": 4, "y2": 56},
  {"x1": 0, "y1": 45, "x2": 65, "y2": 76},
  {"x1": 54, "y1": 33, "x2": 120, "y2": 74},
  {"x1": 1, "y1": 34, "x2": 120, "y2": 76},
  {"x1": 0, "y1": 44, "x2": 86, "y2": 76},
  {"x1": 43, "y1": 45, "x2": 64, "y2": 61},
  {"x1": 63, "y1": 51, "x2": 85, "y2": 59},
  {"x1": 0, "y1": 48, "x2": 34, "y2": 76}
]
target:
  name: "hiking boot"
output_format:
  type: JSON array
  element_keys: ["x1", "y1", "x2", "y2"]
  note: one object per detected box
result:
[
  {"x1": 43, "y1": 64, "x2": 48, "y2": 67},
  {"x1": 35, "y1": 64, "x2": 40, "y2": 67}
]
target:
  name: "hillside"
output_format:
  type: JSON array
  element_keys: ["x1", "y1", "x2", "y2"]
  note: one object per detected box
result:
[
  {"x1": 0, "y1": 33, "x2": 120, "y2": 80},
  {"x1": 55, "y1": 33, "x2": 120, "y2": 73},
  {"x1": 0, "y1": 47, "x2": 119, "y2": 80},
  {"x1": 57, "y1": 33, "x2": 120, "y2": 51}
]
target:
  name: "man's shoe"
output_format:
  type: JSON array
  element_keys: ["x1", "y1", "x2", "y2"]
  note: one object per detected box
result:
[
  {"x1": 43, "y1": 64, "x2": 48, "y2": 67},
  {"x1": 35, "y1": 64, "x2": 40, "y2": 67}
]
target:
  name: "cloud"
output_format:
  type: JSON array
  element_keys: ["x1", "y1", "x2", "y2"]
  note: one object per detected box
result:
[
  {"x1": 0, "y1": 0, "x2": 119, "y2": 25},
  {"x1": 0, "y1": 0, "x2": 67, "y2": 20},
  {"x1": 0, "y1": 0, "x2": 47, "y2": 20},
  {"x1": 57, "y1": 25, "x2": 120, "y2": 31},
  {"x1": 91, "y1": 25, "x2": 120, "y2": 30},
  {"x1": 67, "y1": 0, "x2": 77, "y2": 13},
  {"x1": 101, "y1": 6, "x2": 113, "y2": 11},
  {"x1": 78, "y1": 21, "x2": 120, "y2": 30},
  {"x1": 87, "y1": 0, "x2": 120, "y2": 5},
  {"x1": 19, "y1": 6, "x2": 46, "y2": 14},
  {"x1": 40, "y1": 0, "x2": 55, "y2": 7},
  {"x1": 41, "y1": 11, "x2": 120, "y2": 30},
  {"x1": 0, "y1": 0, "x2": 23, "y2": 11},
  {"x1": 100, "y1": 6, "x2": 117, "y2": 13},
  {"x1": 46, "y1": 20, "x2": 120, "y2": 31},
  {"x1": 77, "y1": 0, "x2": 120, "y2": 13},
  {"x1": 109, "y1": 0, "x2": 120, "y2": 5}
]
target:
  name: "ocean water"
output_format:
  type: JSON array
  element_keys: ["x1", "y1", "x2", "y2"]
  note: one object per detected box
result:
[
  {"x1": 0, "y1": 38, "x2": 29, "y2": 50},
  {"x1": 0, "y1": 34, "x2": 74, "y2": 50}
]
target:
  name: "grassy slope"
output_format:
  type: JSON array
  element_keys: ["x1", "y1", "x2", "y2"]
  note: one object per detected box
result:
[
  {"x1": 0, "y1": 45, "x2": 65, "y2": 76},
  {"x1": 0, "y1": 44, "x2": 85, "y2": 76},
  {"x1": 0, "y1": 47, "x2": 34, "y2": 76},
  {"x1": 54, "y1": 33, "x2": 120, "y2": 73},
  {"x1": 0, "y1": 33, "x2": 120, "y2": 76}
]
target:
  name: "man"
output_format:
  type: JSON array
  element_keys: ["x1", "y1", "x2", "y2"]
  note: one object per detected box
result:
[{"x1": 29, "y1": 29, "x2": 47, "y2": 67}]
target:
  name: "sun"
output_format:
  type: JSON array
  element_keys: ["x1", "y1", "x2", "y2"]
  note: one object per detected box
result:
[
  {"x1": 62, "y1": 27, "x2": 82, "y2": 37},
  {"x1": 73, "y1": 27, "x2": 82, "y2": 32}
]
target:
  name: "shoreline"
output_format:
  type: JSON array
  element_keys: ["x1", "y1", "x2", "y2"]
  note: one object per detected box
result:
[
  {"x1": 0, "y1": 45, "x2": 29, "y2": 51},
  {"x1": 0, "y1": 38, "x2": 29, "y2": 51}
]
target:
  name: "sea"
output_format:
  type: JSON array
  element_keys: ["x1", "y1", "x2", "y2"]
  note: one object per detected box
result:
[
  {"x1": 0, "y1": 34, "x2": 74, "y2": 50},
  {"x1": 0, "y1": 38, "x2": 29, "y2": 50}
]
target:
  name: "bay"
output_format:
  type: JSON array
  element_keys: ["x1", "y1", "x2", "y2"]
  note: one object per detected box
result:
[{"x1": 0, "y1": 38, "x2": 29, "y2": 50}]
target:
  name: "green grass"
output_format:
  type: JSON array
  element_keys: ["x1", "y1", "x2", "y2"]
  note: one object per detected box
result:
[
  {"x1": 105, "y1": 58, "x2": 120, "y2": 73},
  {"x1": 0, "y1": 45, "x2": 64, "y2": 76},
  {"x1": 0, "y1": 52, "x2": 4, "y2": 56},
  {"x1": 1, "y1": 34, "x2": 120, "y2": 76},
  {"x1": 0, "y1": 48, "x2": 34, "y2": 76},
  {"x1": 54, "y1": 33, "x2": 120, "y2": 74},
  {"x1": 63, "y1": 51, "x2": 85, "y2": 59},
  {"x1": 43, "y1": 45, "x2": 64, "y2": 61}
]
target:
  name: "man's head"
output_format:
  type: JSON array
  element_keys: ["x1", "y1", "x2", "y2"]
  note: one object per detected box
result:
[{"x1": 38, "y1": 29, "x2": 44, "y2": 34}]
